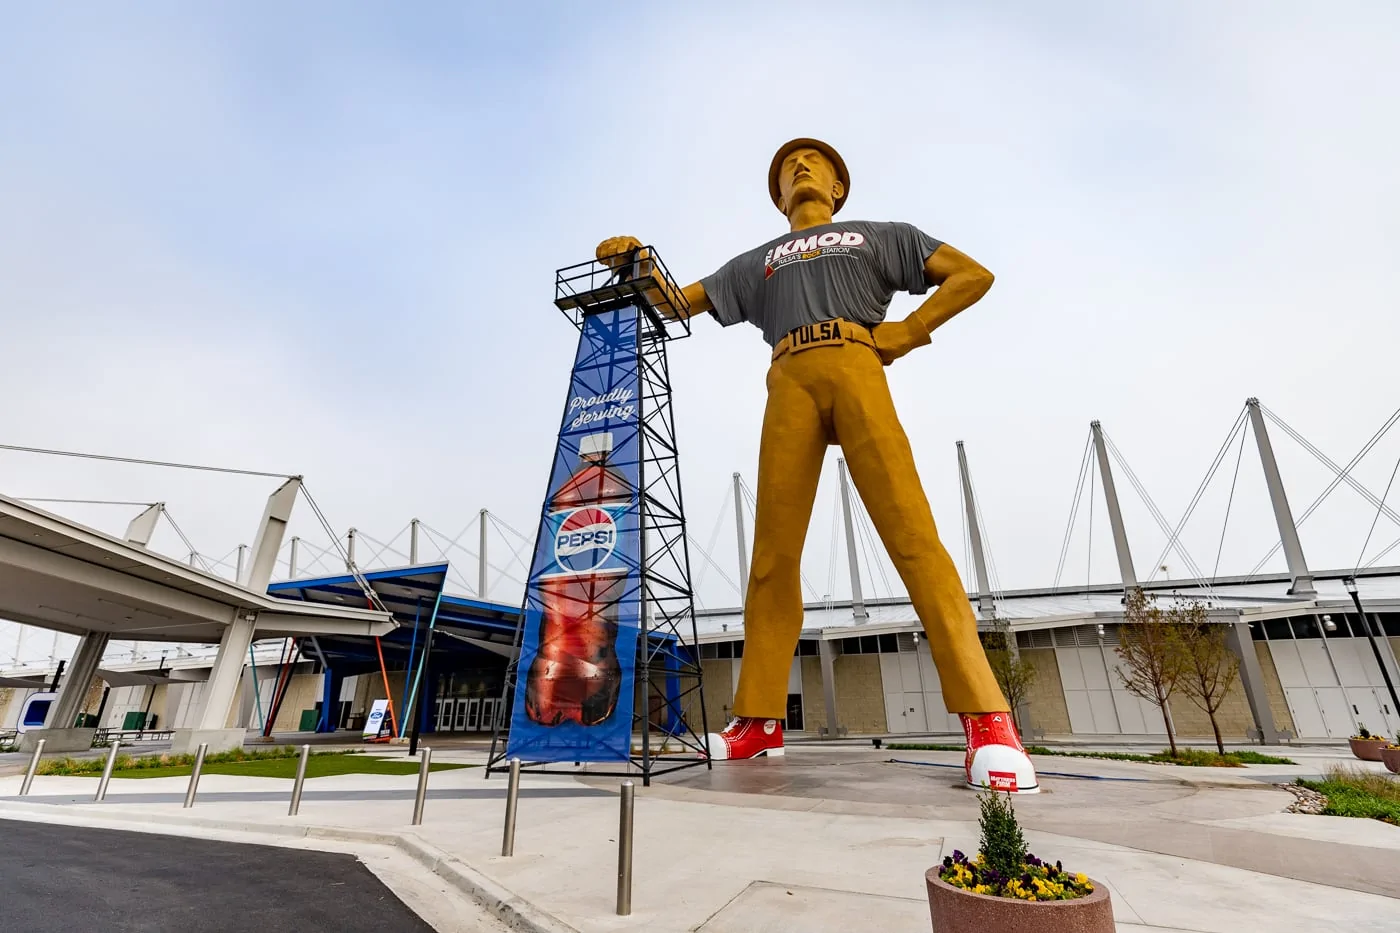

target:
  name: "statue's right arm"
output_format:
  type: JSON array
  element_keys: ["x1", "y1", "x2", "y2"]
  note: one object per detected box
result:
[{"x1": 596, "y1": 236, "x2": 712, "y2": 321}]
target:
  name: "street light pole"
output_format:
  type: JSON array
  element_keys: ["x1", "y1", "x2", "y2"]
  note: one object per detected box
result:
[{"x1": 1343, "y1": 576, "x2": 1400, "y2": 721}]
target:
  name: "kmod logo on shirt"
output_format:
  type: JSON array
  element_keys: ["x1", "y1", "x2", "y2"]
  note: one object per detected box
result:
[
  {"x1": 764, "y1": 230, "x2": 866, "y2": 279},
  {"x1": 553, "y1": 507, "x2": 618, "y2": 572}
]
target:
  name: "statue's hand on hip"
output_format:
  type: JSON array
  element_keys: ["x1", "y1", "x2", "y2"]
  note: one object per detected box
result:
[{"x1": 872, "y1": 318, "x2": 932, "y2": 366}]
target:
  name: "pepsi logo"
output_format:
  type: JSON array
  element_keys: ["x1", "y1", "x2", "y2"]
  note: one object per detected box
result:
[{"x1": 554, "y1": 507, "x2": 617, "y2": 572}]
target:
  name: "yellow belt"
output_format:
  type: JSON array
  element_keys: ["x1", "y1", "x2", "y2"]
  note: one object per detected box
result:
[{"x1": 771, "y1": 318, "x2": 875, "y2": 362}]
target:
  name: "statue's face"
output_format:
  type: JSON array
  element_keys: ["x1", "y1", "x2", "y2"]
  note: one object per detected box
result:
[{"x1": 777, "y1": 147, "x2": 843, "y2": 216}]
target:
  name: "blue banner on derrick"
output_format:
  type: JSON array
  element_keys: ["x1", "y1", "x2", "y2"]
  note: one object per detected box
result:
[{"x1": 507, "y1": 305, "x2": 642, "y2": 762}]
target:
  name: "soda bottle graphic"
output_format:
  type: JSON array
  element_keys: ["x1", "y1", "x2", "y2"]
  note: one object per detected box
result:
[{"x1": 526, "y1": 432, "x2": 632, "y2": 727}]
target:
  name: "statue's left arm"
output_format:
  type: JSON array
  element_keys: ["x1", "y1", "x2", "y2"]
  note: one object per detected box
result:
[{"x1": 872, "y1": 244, "x2": 995, "y2": 365}]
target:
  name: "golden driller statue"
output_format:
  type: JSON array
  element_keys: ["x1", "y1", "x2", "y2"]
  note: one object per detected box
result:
[{"x1": 598, "y1": 138, "x2": 1038, "y2": 792}]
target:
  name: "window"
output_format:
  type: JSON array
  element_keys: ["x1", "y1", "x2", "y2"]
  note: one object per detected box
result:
[
  {"x1": 1262, "y1": 618, "x2": 1293, "y2": 641},
  {"x1": 878, "y1": 633, "x2": 898, "y2": 653},
  {"x1": 859, "y1": 635, "x2": 879, "y2": 654},
  {"x1": 795, "y1": 640, "x2": 818, "y2": 657},
  {"x1": 1382, "y1": 614, "x2": 1400, "y2": 637},
  {"x1": 717, "y1": 642, "x2": 733, "y2": 659},
  {"x1": 840, "y1": 637, "x2": 861, "y2": 653}
]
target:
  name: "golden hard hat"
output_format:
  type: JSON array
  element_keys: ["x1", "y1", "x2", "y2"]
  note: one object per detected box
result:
[{"x1": 768, "y1": 137, "x2": 850, "y2": 215}]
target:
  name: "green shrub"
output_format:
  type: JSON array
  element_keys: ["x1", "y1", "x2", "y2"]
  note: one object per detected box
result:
[
  {"x1": 37, "y1": 745, "x2": 350, "y2": 776},
  {"x1": 1298, "y1": 765, "x2": 1400, "y2": 827},
  {"x1": 978, "y1": 787, "x2": 1027, "y2": 880}
]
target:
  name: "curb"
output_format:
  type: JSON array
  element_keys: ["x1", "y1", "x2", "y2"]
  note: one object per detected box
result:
[{"x1": 0, "y1": 801, "x2": 579, "y2": 933}]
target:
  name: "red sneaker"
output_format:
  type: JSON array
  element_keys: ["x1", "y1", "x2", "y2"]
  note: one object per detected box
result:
[
  {"x1": 961, "y1": 712, "x2": 1038, "y2": 793},
  {"x1": 704, "y1": 717, "x2": 785, "y2": 760}
]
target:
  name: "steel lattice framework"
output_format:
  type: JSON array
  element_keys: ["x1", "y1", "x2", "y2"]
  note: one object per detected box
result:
[{"x1": 489, "y1": 249, "x2": 709, "y2": 784}]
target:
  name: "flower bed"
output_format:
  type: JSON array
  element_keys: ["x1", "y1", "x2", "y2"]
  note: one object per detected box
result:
[{"x1": 939, "y1": 849, "x2": 1095, "y2": 901}]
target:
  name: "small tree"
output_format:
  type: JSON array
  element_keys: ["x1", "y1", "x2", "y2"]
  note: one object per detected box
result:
[
  {"x1": 1173, "y1": 603, "x2": 1241, "y2": 754},
  {"x1": 1116, "y1": 588, "x2": 1185, "y2": 756},
  {"x1": 985, "y1": 620, "x2": 1038, "y2": 734}
]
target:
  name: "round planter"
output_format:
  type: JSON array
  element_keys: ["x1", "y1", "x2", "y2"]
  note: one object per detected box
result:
[
  {"x1": 1349, "y1": 737, "x2": 1389, "y2": 762},
  {"x1": 1382, "y1": 746, "x2": 1400, "y2": 775},
  {"x1": 926, "y1": 869, "x2": 1114, "y2": 933}
]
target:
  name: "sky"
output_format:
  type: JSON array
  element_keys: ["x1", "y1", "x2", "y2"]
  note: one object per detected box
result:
[{"x1": 4, "y1": 1, "x2": 1400, "y2": 659}]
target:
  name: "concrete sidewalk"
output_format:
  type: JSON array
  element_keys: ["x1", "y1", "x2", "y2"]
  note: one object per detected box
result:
[{"x1": 1, "y1": 747, "x2": 1396, "y2": 933}]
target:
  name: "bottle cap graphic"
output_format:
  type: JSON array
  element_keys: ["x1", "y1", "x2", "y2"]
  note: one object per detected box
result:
[{"x1": 578, "y1": 432, "x2": 614, "y2": 458}]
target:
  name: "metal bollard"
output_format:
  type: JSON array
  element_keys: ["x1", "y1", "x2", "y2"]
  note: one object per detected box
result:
[
  {"x1": 18, "y1": 738, "x2": 45, "y2": 796},
  {"x1": 95, "y1": 741, "x2": 121, "y2": 802},
  {"x1": 617, "y1": 780, "x2": 634, "y2": 916},
  {"x1": 183, "y1": 743, "x2": 208, "y2": 809},
  {"x1": 288, "y1": 744, "x2": 311, "y2": 816},
  {"x1": 501, "y1": 757, "x2": 521, "y2": 856},
  {"x1": 412, "y1": 747, "x2": 431, "y2": 826}
]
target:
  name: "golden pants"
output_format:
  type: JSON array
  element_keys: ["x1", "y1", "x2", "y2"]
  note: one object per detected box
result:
[{"x1": 732, "y1": 338, "x2": 1009, "y2": 719}]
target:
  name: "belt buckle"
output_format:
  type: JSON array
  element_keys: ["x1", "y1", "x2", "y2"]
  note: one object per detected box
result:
[{"x1": 785, "y1": 320, "x2": 847, "y2": 355}]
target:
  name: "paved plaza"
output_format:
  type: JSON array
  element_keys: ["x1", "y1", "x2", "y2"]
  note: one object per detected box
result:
[{"x1": 2, "y1": 741, "x2": 1396, "y2": 932}]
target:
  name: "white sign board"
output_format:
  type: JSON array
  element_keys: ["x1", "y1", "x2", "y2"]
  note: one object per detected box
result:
[{"x1": 362, "y1": 699, "x2": 390, "y2": 740}]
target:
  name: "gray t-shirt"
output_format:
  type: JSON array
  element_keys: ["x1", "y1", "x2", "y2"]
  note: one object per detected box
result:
[{"x1": 700, "y1": 220, "x2": 944, "y2": 347}]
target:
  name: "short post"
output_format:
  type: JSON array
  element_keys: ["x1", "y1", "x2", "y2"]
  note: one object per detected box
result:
[
  {"x1": 183, "y1": 743, "x2": 208, "y2": 809},
  {"x1": 288, "y1": 744, "x2": 311, "y2": 816},
  {"x1": 616, "y1": 780, "x2": 635, "y2": 916},
  {"x1": 95, "y1": 741, "x2": 121, "y2": 802},
  {"x1": 19, "y1": 738, "x2": 45, "y2": 796},
  {"x1": 412, "y1": 747, "x2": 431, "y2": 826},
  {"x1": 501, "y1": 757, "x2": 521, "y2": 856}
]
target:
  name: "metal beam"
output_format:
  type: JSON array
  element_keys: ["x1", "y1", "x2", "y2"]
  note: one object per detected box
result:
[
  {"x1": 479, "y1": 509, "x2": 489, "y2": 599},
  {"x1": 1227, "y1": 621, "x2": 1279, "y2": 744},
  {"x1": 124, "y1": 503, "x2": 162, "y2": 549},
  {"x1": 818, "y1": 638, "x2": 840, "y2": 738},
  {"x1": 957, "y1": 442, "x2": 996, "y2": 618},
  {"x1": 1090, "y1": 421, "x2": 1138, "y2": 590},
  {"x1": 837, "y1": 458, "x2": 867, "y2": 623},
  {"x1": 1246, "y1": 399, "x2": 1315, "y2": 596},
  {"x1": 733, "y1": 473, "x2": 749, "y2": 605},
  {"x1": 240, "y1": 478, "x2": 300, "y2": 595}
]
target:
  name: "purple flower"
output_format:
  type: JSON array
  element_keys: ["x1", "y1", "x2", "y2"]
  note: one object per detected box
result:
[
  {"x1": 951, "y1": 850, "x2": 965, "y2": 863},
  {"x1": 942, "y1": 856, "x2": 953, "y2": 869}
]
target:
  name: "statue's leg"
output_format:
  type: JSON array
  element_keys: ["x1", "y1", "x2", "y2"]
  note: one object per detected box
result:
[
  {"x1": 731, "y1": 357, "x2": 829, "y2": 720},
  {"x1": 828, "y1": 344, "x2": 1007, "y2": 715}
]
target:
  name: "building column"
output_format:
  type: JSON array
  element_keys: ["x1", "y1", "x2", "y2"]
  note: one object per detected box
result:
[
  {"x1": 957, "y1": 441, "x2": 996, "y2": 619},
  {"x1": 1091, "y1": 421, "x2": 1138, "y2": 590},
  {"x1": 173, "y1": 478, "x2": 299, "y2": 754},
  {"x1": 837, "y1": 458, "x2": 867, "y2": 623},
  {"x1": 818, "y1": 638, "x2": 841, "y2": 738},
  {"x1": 1246, "y1": 399, "x2": 1315, "y2": 596},
  {"x1": 31, "y1": 631, "x2": 110, "y2": 752},
  {"x1": 1228, "y1": 621, "x2": 1279, "y2": 745}
]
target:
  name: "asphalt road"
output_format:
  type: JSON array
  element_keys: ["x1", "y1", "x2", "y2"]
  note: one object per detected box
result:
[{"x1": 0, "y1": 819, "x2": 436, "y2": 932}]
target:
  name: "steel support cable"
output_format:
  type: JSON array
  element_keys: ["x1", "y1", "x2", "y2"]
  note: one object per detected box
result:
[
  {"x1": 967, "y1": 467, "x2": 1007, "y2": 602},
  {"x1": 159, "y1": 508, "x2": 214, "y2": 574},
  {"x1": 1104, "y1": 435, "x2": 1213, "y2": 591},
  {"x1": 1355, "y1": 454, "x2": 1400, "y2": 573},
  {"x1": 359, "y1": 523, "x2": 411, "y2": 569},
  {"x1": 485, "y1": 512, "x2": 533, "y2": 546},
  {"x1": 1246, "y1": 405, "x2": 1400, "y2": 577},
  {"x1": 16, "y1": 497, "x2": 154, "y2": 507},
  {"x1": 738, "y1": 475, "x2": 821, "y2": 601},
  {"x1": 1086, "y1": 453, "x2": 1095, "y2": 590},
  {"x1": 1054, "y1": 433, "x2": 1094, "y2": 589},
  {"x1": 298, "y1": 484, "x2": 390, "y2": 615},
  {"x1": 1262, "y1": 403, "x2": 1400, "y2": 530},
  {"x1": 1211, "y1": 418, "x2": 1250, "y2": 583},
  {"x1": 484, "y1": 524, "x2": 536, "y2": 598},
  {"x1": 852, "y1": 490, "x2": 896, "y2": 600},
  {"x1": 850, "y1": 495, "x2": 888, "y2": 601},
  {"x1": 826, "y1": 485, "x2": 841, "y2": 607},
  {"x1": 687, "y1": 533, "x2": 743, "y2": 599},
  {"x1": 417, "y1": 522, "x2": 526, "y2": 593},
  {"x1": 1146, "y1": 408, "x2": 1249, "y2": 583},
  {"x1": 1106, "y1": 435, "x2": 1211, "y2": 583},
  {"x1": 421, "y1": 516, "x2": 482, "y2": 563},
  {"x1": 693, "y1": 484, "x2": 732, "y2": 597},
  {"x1": 486, "y1": 513, "x2": 534, "y2": 571},
  {"x1": 0, "y1": 442, "x2": 292, "y2": 479}
]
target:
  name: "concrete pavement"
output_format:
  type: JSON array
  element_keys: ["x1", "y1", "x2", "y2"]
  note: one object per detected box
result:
[{"x1": 1, "y1": 744, "x2": 1396, "y2": 933}]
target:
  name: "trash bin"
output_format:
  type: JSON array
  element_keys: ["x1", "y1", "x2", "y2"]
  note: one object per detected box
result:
[{"x1": 298, "y1": 709, "x2": 320, "y2": 731}]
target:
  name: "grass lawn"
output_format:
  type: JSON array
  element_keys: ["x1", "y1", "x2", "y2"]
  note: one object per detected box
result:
[
  {"x1": 38, "y1": 746, "x2": 472, "y2": 780},
  {"x1": 113, "y1": 753, "x2": 473, "y2": 780},
  {"x1": 1298, "y1": 765, "x2": 1400, "y2": 826},
  {"x1": 887, "y1": 743, "x2": 1295, "y2": 767}
]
